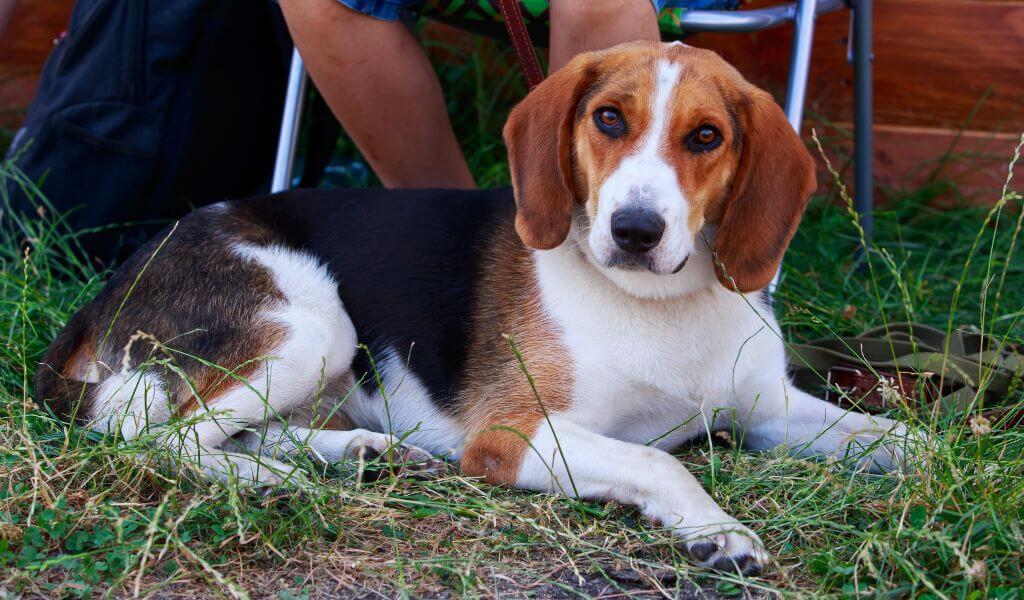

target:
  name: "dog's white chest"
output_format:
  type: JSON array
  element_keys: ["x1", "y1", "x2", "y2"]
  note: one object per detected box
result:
[
  {"x1": 557, "y1": 302, "x2": 739, "y2": 446},
  {"x1": 534, "y1": 248, "x2": 779, "y2": 448}
]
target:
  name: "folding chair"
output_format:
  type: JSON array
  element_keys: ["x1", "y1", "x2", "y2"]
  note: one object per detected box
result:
[{"x1": 271, "y1": 0, "x2": 874, "y2": 238}]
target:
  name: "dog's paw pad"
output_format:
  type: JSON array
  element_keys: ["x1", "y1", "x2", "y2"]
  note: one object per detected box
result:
[
  {"x1": 677, "y1": 521, "x2": 768, "y2": 576},
  {"x1": 686, "y1": 540, "x2": 720, "y2": 563},
  {"x1": 712, "y1": 553, "x2": 763, "y2": 577}
]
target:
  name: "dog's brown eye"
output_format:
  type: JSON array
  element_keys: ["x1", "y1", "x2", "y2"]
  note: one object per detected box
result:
[
  {"x1": 593, "y1": 107, "x2": 626, "y2": 138},
  {"x1": 685, "y1": 125, "x2": 723, "y2": 153}
]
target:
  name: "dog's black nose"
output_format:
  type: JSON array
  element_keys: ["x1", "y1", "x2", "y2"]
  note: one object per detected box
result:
[{"x1": 611, "y1": 208, "x2": 665, "y2": 254}]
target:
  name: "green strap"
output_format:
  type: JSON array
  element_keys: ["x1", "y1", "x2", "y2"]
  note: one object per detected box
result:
[{"x1": 787, "y1": 322, "x2": 1021, "y2": 417}]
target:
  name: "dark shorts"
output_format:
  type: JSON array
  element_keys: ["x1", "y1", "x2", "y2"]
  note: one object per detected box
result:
[{"x1": 339, "y1": 0, "x2": 672, "y2": 21}]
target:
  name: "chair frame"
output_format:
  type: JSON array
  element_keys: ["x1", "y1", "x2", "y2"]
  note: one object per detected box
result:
[{"x1": 270, "y1": 0, "x2": 874, "y2": 237}]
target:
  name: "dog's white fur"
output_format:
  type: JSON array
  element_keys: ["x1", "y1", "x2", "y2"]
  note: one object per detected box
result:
[
  {"x1": 342, "y1": 349, "x2": 466, "y2": 457},
  {"x1": 590, "y1": 60, "x2": 693, "y2": 279}
]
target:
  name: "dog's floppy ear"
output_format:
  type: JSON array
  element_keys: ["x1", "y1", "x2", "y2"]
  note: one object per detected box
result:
[
  {"x1": 503, "y1": 55, "x2": 598, "y2": 249},
  {"x1": 712, "y1": 88, "x2": 817, "y2": 292}
]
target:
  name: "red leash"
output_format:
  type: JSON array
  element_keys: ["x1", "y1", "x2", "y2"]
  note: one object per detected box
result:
[{"x1": 496, "y1": 0, "x2": 545, "y2": 90}]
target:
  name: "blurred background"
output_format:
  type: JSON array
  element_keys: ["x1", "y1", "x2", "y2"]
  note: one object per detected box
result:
[{"x1": 1, "y1": 0, "x2": 1021, "y2": 206}]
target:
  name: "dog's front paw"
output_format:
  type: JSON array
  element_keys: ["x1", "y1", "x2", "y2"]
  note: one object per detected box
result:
[
  {"x1": 851, "y1": 418, "x2": 928, "y2": 474},
  {"x1": 676, "y1": 512, "x2": 769, "y2": 576}
]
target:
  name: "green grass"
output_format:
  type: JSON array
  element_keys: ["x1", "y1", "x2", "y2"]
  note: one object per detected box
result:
[{"x1": 1, "y1": 34, "x2": 1024, "y2": 598}]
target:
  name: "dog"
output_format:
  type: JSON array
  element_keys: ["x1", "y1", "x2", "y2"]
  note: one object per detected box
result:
[{"x1": 36, "y1": 41, "x2": 915, "y2": 575}]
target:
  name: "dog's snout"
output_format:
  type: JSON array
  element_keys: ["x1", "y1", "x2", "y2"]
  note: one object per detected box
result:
[{"x1": 611, "y1": 208, "x2": 665, "y2": 254}]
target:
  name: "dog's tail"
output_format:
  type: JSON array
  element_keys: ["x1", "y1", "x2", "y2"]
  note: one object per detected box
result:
[{"x1": 35, "y1": 311, "x2": 99, "y2": 425}]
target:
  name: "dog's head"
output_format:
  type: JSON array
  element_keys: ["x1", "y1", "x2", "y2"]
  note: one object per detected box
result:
[{"x1": 504, "y1": 41, "x2": 816, "y2": 297}]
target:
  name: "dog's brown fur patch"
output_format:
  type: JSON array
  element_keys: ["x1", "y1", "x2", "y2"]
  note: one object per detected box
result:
[
  {"x1": 178, "y1": 319, "x2": 288, "y2": 416},
  {"x1": 457, "y1": 225, "x2": 573, "y2": 485},
  {"x1": 62, "y1": 332, "x2": 97, "y2": 381},
  {"x1": 35, "y1": 204, "x2": 292, "y2": 423}
]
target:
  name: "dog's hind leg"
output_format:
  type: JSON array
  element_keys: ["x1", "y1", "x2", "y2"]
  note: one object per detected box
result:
[
  {"x1": 231, "y1": 421, "x2": 444, "y2": 476},
  {"x1": 89, "y1": 358, "x2": 319, "y2": 492},
  {"x1": 87, "y1": 257, "x2": 360, "y2": 491},
  {"x1": 161, "y1": 381, "x2": 317, "y2": 492},
  {"x1": 170, "y1": 285, "x2": 360, "y2": 490}
]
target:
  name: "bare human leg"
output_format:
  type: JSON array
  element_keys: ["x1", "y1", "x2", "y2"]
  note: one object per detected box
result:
[
  {"x1": 279, "y1": 0, "x2": 476, "y2": 189},
  {"x1": 548, "y1": 0, "x2": 661, "y2": 72}
]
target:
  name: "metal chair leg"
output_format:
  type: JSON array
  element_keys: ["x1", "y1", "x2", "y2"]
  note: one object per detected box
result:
[
  {"x1": 271, "y1": 47, "x2": 309, "y2": 193},
  {"x1": 771, "y1": 0, "x2": 818, "y2": 293},
  {"x1": 852, "y1": 0, "x2": 873, "y2": 238},
  {"x1": 783, "y1": 0, "x2": 818, "y2": 134}
]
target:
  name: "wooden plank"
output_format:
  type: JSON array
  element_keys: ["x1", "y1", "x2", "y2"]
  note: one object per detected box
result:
[
  {"x1": 871, "y1": 126, "x2": 1021, "y2": 201},
  {"x1": 0, "y1": 0, "x2": 72, "y2": 64},
  {"x1": 812, "y1": 124, "x2": 1022, "y2": 203},
  {"x1": 0, "y1": 0, "x2": 73, "y2": 125}
]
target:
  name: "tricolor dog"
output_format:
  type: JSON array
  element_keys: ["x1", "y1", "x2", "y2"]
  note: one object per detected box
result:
[{"x1": 37, "y1": 41, "x2": 914, "y2": 575}]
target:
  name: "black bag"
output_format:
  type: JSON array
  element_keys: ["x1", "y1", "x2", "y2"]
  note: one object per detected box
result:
[{"x1": 4, "y1": 0, "x2": 297, "y2": 265}]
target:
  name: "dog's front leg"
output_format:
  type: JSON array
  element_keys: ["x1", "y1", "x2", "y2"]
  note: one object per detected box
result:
[
  {"x1": 740, "y1": 384, "x2": 917, "y2": 472},
  {"x1": 463, "y1": 414, "x2": 767, "y2": 574}
]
